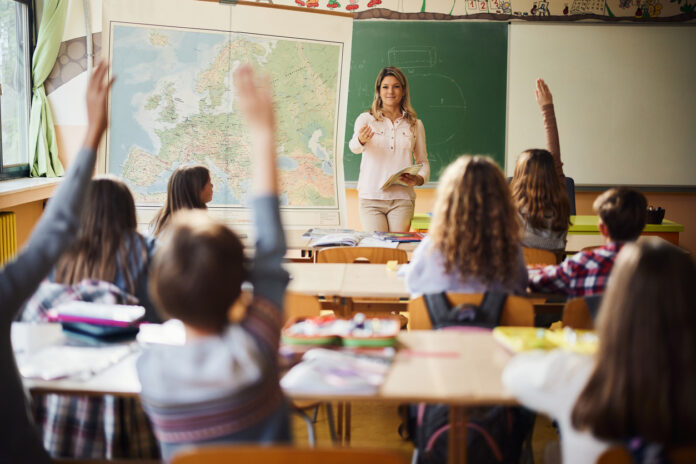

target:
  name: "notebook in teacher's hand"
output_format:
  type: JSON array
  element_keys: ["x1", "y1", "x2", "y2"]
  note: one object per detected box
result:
[{"x1": 380, "y1": 163, "x2": 423, "y2": 190}]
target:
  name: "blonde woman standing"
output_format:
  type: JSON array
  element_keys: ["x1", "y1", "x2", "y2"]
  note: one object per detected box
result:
[{"x1": 348, "y1": 67, "x2": 429, "y2": 232}]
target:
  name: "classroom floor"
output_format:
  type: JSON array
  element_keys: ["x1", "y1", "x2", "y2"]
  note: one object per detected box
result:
[{"x1": 290, "y1": 400, "x2": 560, "y2": 463}]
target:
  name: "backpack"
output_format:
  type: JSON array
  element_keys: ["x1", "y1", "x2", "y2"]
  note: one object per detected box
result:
[{"x1": 405, "y1": 291, "x2": 535, "y2": 464}]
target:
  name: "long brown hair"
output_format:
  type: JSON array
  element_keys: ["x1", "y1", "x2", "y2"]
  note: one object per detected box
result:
[
  {"x1": 429, "y1": 156, "x2": 521, "y2": 286},
  {"x1": 369, "y1": 67, "x2": 417, "y2": 128},
  {"x1": 510, "y1": 149, "x2": 570, "y2": 231},
  {"x1": 150, "y1": 164, "x2": 210, "y2": 237},
  {"x1": 572, "y1": 238, "x2": 696, "y2": 445},
  {"x1": 149, "y1": 210, "x2": 247, "y2": 334},
  {"x1": 54, "y1": 176, "x2": 146, "y2": 294}
]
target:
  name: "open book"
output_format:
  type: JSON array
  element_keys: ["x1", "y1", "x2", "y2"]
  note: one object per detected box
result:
[{"x1": 380, "y1": 163, "x2": 423, "y2": 190}]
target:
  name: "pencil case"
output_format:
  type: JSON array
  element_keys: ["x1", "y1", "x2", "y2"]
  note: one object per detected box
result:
[{"x1": 282, "y1": 315, "x2": 400, "y2": 347}]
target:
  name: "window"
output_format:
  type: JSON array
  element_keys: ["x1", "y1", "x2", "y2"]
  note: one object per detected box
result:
[{"x1": 0, "y1": 0, "x2": 31, "y2": 180}]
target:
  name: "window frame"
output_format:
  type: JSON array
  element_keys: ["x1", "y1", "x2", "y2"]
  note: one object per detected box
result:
[{"x1": 0, "y1": 0, "x2": 34, "y2": 180}]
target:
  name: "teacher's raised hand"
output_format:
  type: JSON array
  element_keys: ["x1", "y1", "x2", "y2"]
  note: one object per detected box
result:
[{"x1": 358, "y1": 124, "x2": 374, "y2": 145}]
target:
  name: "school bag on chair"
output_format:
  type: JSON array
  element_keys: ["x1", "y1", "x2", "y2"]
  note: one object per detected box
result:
[{"x1": 406, "y1": 291, "x2": 535, "y2": 464}]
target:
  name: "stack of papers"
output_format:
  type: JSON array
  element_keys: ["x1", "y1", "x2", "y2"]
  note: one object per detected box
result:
[
  {"x1": 281, "y1": 348, "x2": 394, "y2": 395},
  {"x1": 18, "y1": 345, "x2": 134, "y2": 381}
]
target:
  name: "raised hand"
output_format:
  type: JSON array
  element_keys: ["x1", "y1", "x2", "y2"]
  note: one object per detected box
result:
[
  {"x1": 535, "y1": 78, "x2": 553, "y2": 107},
  {"x1": 234, "y1": 64, "x2": 275, "y2": 133},
  {"x1": 84, "y1": 60, "x2": 115, "y2": 149}
]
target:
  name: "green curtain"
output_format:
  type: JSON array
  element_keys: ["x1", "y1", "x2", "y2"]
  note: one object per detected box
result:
[{"x1": 29, "y1": 0, "x2": 68, "y2": 177}]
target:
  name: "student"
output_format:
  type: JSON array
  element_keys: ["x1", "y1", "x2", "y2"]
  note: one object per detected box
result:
[
  {"x1": 510, "y1": 79, "x2": 570, "y2": 257},
  {"x1": 149, "y1": 164, "x2": 213, "y2": 236},
  {"x1": 0, "y1": 61, "x2": 111, "y2": 464},
  {"x1": 20, "y1": 177, "x2": 160, "y2": 459},
  {"x1": 405, "y1": 155, "x2": 527, "y2": 295},
  {"x1": 136, "y1": 65, "x2": 290, "y2": 461},
  {"x1": 23, "y1": 175, "x2": 158, "y2": 323},
  {"x1": 503, "y1": 238, "x2": 696, "y2": 464},
  {"x1": 528, "y1": 187, "x2": 646, "y2": 296}
]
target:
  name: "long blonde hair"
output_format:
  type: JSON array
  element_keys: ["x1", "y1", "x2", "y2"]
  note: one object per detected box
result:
[
  {"x1": 429, "y1": 156, "x2": 521, "y2": 286},
  {"x1": 572, "y1": 239, "x2": 696, "y2": 445},
  {"x1": 369, "y1": 67, "x2": 417, "y2": 128}
]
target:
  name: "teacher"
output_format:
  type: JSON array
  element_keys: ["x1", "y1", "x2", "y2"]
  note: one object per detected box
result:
[{"x1": 348, "y1": 67, "x2": 430, "y2": 233}]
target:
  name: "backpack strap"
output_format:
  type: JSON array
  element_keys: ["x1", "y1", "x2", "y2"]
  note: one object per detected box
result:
[
  {"x1": 477, "y1": 291, "x2": 508, "y2": 328},
  {"x1": 424, "y1": 292, "x2": 453, "y2": 329}
]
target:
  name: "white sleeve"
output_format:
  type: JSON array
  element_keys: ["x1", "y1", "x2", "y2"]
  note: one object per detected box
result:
[
  {"x1": 414, "y1": 120, "x2": 430, "y2": 183},
  {"x1": 348, "y1": 113, "x2": 370, "y2": 154},
  {"x1": 502, "y1": 350, "x2": 595, "y2": 418}
]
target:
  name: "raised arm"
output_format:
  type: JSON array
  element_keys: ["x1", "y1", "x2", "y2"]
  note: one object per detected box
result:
[
  {"x1": 536, "y1": 78, "x2": 564, "y2": 181},
  {"x1": 0, "y1": 61, "x2": 113, "y2": 319},
  {"x1": 234, "y1": 65, "x2": 287, "y2": 310}
]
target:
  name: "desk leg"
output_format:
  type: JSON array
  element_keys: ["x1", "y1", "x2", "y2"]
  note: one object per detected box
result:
[
  {"x1": 337, "y1": 402, "x2": 343, "y2": 443},
  {"x1": 345, "y1": 402, "x2": 351, "y2": 444},
  {"x1": 449, "y1": 406, "x2": 467, "y2": 464}
]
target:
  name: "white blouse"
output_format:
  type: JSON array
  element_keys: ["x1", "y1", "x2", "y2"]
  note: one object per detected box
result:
[{"x1": 348, "y1": 111, "x2": 429, "y2": 201}]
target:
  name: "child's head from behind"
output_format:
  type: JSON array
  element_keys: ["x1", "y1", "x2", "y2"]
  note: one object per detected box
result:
[
  {"x1": 593, "y1": 187, "x2": 647, "y2": 241},
  {"x1": 572, "y1": 238, "x2": 696, "y2": 444},
  {"x1": 510, "y1": 149, "x2": 569, "y2": 231},
  {"x1": 167, "y1": 164, "x2": 211, "y2": 210},
  {"x1": 430, "y1": 155, "x2": 520, "y2": 285},
  {"x1": 149, "y1": 210, "x2": 247, "y2": 334},
  {"x1": 55, "y1": 176, "x2": 142, "y2": 289}
]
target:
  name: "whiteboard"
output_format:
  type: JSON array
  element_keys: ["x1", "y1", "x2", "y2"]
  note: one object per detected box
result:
[{"x1": 507, "y1": 23, "x2": 696, "y2": 187}]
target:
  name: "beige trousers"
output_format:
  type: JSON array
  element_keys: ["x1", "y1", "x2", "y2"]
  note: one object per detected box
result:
[{"x1": 359, "y1": 198, "x2": 415, "y2": 233}]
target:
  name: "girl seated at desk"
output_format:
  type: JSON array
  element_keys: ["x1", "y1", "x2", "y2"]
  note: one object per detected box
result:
[
  {"x1": 504, "y1": 238, "x2": 696, "y2": 463},
  {"x1": 404, "y1": 155, "x2": 527, "y2": 295}
]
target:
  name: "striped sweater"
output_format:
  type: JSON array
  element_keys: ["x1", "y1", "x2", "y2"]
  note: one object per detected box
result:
[{"x1": 136, "y1": 196, "x2": 290, "y2": 461}]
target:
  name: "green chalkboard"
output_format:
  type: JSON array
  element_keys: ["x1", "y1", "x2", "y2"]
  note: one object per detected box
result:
[{"x1": 344, "y1": 21, "x2": 508, "y2": 183}]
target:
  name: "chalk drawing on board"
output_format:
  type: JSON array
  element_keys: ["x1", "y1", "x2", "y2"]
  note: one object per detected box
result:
[{"x1": 387, "y1": 46, "x2": 437, "y2": 69}]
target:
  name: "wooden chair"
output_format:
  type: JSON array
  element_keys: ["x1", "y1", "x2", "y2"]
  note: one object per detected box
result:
[
  {"x1": 407, "y1": 293, "x2": 535, "y2": 330},
  {"x1": 284, "y1": 292, "x2": 322, "y2": 323},
  {"x1": 522, "y1": 247, "x2": 558, "y2": 266},
  {"x1": 316, "y1": 247, "x2": 408, "y2": 264},
  {"x1": 562, "y1": 297, "x2": 595, "y2": 330},
  {"x1": 171, "y1": 445, "x2": 411, "y2": 464}
]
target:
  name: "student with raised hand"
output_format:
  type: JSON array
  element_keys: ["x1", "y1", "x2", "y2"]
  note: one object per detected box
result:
[
  {"x1": 504, "y1": 238, "x2": 696, "y2": 464},
  {"x1": 0, "y1": 60, "x2": 112, "y2": 464},
  {"x1": 405, "y1": 155, "x2": 528, "y2": 296},
  {"x1": 20, "y1": 176, "x2": 160, "y2": 459},
  {"x1": 510, "y1": 79, "x2": 570, "y2": 258},
  {"x1": 136, "y1": 64, "x2": 290, "y2": 461},
  {"x1": 528, "y1": 187, "x2": 647, "y2": 297},
  {"x1": 149, "y1": 164, "x2": 213, "y2": 237}
]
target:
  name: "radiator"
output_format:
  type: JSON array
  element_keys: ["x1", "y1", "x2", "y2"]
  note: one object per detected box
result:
[{"x1": 0, "y1": 212, "x2": 18, "y2": 266}]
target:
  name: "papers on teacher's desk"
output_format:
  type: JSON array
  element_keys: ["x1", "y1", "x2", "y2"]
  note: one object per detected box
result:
[
  {"x1": 281, "y1": 347, "x2": 394, "y2": 395},
  {"x1": 380, "y1": 163, "x2": 423, "y2": 190},
  {"x1": 18, "y1": 344, "x2": 134, "y2": 381}
]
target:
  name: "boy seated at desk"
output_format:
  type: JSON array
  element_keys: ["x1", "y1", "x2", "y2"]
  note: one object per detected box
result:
[
  {"x1": 136, "y1": 65, "x2": 291, "y2": 461},
  {"x1": 529, "y1": 187, "x2": 646, "y2": 297}
]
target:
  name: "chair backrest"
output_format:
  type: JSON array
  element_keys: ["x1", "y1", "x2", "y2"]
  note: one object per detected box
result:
[
  {"x1": 284, "y1": 292, "x2": 322, "y2": 323},
  {"x1": 562, "y1": 297, "x2": 595, "y2": 330},
  {"x1": 316, "y1": 246, "x2": 408, "y2": 264},
  {"x1": 566, "y1": 176, "x2": 576, "y2": 216},
  {"x1": 522, "y1": 247, "x2": 558, "y2": 266},
  {"x1": 171, "y1": 446, "x2": 411, "y2": 464},
  {"x1": 408, "y1": 293, "x2": 535, "y2": 330}
]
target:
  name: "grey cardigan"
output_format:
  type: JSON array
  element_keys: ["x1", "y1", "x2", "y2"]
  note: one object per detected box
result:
[{"x1": 0, "y1": 147, "x2": 96, "y2": 464}]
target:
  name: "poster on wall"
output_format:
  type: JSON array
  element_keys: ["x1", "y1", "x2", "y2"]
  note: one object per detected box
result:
[
  {"x1": 101, "y1": 0, "x2": 352, "y2": 230},
  {"x1": 271, "y1": 0, "x2": 694, "y2": 20}
]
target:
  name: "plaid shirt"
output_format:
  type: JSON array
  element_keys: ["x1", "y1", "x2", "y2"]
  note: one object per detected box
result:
[
  {"x1": 528, "y1": 242, "x2": 624, "y2": 297},
  {"x1": 21, "y1": 279, "x2": 159, "y2": 459}
]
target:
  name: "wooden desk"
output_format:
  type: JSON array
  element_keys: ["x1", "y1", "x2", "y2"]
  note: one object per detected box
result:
[
  {"x1": 16, "y1": 324, "x2": 513, "y2": 464},
  {"x1": 569, "y1": 215, "x2": 683, "y2": 245},
  {"x1": 412, "y1": 214, "x2": 685, "y2": 246},
  {"x1": 340, "y1": 264, "x2": 409, "y2": 299},
  {"x1": 285, "y1": 262, "x2": 346, "y2": 296}
]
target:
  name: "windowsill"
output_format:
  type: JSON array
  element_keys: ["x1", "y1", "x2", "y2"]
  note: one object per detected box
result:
[{"x1": 0, "y1": 176, "x2": 62, "y2": 209}]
